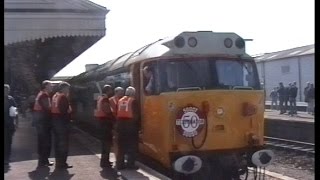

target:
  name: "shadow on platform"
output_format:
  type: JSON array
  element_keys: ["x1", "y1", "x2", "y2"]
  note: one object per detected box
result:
[{"x1": 28, "y1": 167, "x2": 75, "y2": 180}]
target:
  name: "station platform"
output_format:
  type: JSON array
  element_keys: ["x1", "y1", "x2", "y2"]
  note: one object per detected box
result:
[
  {"x1": 265, "y1": 101, "x2": 308, "y2": 112},
  {"x1": 5, "y1": 115, "x2": 305, "y2": 180},
  {"x1": 4, "y1": 117, "x2": 167, "y2": 180},
  {"x1": 264, "y1": 110, "x2": 314, "y2": 143},
  {"x1": 264, "y1": 109, "x2": 314, "y2": 123}
]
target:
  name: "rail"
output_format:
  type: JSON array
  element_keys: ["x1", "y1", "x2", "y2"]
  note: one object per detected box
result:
[{"x1": 264, "y1": 136, "x2": 314, "y2": 155}]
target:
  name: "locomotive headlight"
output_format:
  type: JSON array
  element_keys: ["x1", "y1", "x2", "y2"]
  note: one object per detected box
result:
[
  {"x1": 224, "y1": 38, "x2": 233, "y2": 48},
  {"x1": 235, "y1": 37, "x2": 245, "y2": 49},
  {"x1": 251, "y1": 149, "x2": 274, "y2": 167},
  {"x1": 216, "y1": 107, "x2": 224, "y2": 116},
  {"x1": 173, "y1": 155, "x2": 202, "y2": 174},
  {"x1": 188, "y1": 37, "x2": 197, "y2": 47},
  {"x1": 174, "y1": 36, "x2": 185, "y2": 48}
]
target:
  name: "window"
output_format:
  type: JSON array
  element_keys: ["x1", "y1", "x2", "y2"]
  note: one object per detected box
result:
[
  {"x1": 215, "y1": 60, "x2": 255, "y2": 88},
  {"x1": 160, "y1": 59, "x2": 211, "y2": 92},
  {"x1": 157, "y1": 58, "x2": 260, "y2": 92},
  {"x1": 143, "y1": 62, "x2": 160, "y2": 95},
  {"x1": 281, "y1": 65, "x2": 290, "y2": 74}
]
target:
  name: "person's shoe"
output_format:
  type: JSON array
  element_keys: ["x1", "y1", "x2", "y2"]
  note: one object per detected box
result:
[
  {"x1": 38, "y1": 160, "x2": 54, "y2": 168},
  {"x1": 100, "y1": 161, "x2": 113, "y2": 168},
  {"x1": 55, "y1": 163, "x2": 73, "y2": 169},
  {"x1": 45, "y1": 161, "x2": 54, "y2": 166}
]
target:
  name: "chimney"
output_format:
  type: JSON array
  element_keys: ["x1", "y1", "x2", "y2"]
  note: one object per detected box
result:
[{"x1": 85, "y1": 64, "x2": 99, "y2": 71}]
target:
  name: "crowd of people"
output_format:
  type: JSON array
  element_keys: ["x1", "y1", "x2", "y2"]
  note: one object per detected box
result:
[
  {"x1": 269, "y1": 81, "x2": 314, "y2": 115},
  {"x1": 4, "y1": 81, "x2": 140, "y2": 171}
]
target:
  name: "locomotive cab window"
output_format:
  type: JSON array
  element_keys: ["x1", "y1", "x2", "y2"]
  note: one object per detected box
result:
[
  {"x1": 157, "y1": 58, "x2": 260, "y2": 92},
  {"x1": 215, "y1": 60, "x2": 259, "y2": 89},
  {"x1": 142, "y1": 62, "x2": 160, "y2": 95},
  {"x1": 159, "y1": 60, "x2": 210, "y2": 92}
]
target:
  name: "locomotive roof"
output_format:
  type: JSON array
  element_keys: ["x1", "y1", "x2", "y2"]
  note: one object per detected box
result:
[
  {"x1": 109, "y1": 31, "x2": 250, "y2": 71},
  {"x1": 71, "y1": 31, "x2": 251, "y2": 82}
]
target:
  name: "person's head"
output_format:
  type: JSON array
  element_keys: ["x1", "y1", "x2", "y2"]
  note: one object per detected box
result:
[
  {"x1": 102, "y1": 84, "x2": 113, "y2": 96},
  {"x1": 292, "y1": 81, "x2": 296, "y2": 86},
  {"x1": 41, "y1": 80, "x2": 52, "y2": 93},
  {"x1": 307, "y1": 82, "x2": 310, "y2": 87},
  {"x1": 4, "y1": 84, "x2": 10, "y2": 97},
  {"x1": 125, "y1": 86, "x2": 136, "y2": 97},
  {"x1": 279, "y1": 82, "x2": 283, "y2": 87},
  {"x1": 310, "y1": 83, "x2": 314, "y2": 88},
  {"x1": 114, "y1": 87, "x2": 124, "y2": 97},
  {"x1": 288, "y1": 83, "x2": 292, "y2": 87},
  {"x1": 58, "y1": 82, "x2": 71, "y2": 95},
  {"x1": 143, "y1": 66, "x2": 153, "y2": 79}
]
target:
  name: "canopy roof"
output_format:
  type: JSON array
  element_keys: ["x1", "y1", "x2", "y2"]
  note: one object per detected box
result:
[{"x1": 5, "y1": 0, "x2": 108, "y2": 45}]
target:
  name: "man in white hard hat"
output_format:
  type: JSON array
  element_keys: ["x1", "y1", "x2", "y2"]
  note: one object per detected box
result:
[{"x1": 115, "y1": 86, "x2": 140, "y2": 170}]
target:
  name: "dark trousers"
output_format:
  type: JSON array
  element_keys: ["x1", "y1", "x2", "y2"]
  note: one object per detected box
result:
[
  {"x1": 52, "y1": 117, "x2": 70, "y2": 166},
  {"x1": 289, "y1": 97, "x2": 297, "y2": 114},
  {"x1": 284, "y1": 98, "x2": 288, "y2": 112},
  {"x1": 116, "y1": 120, "x2": 138, "y2": 167},
  {"x1": 98, "y1": 120, "x2": 113, "y2": 163},
  {"x1": 271, "y1": 99, "x2": 278, "y2": 110},
  {"x1": 4, "y1": 123, "x2": 15, "y2": 163},
  {"x1": 34, "y1": 113, "x2": 52, "y2": 164},
  {"x1": 279, "y1": 96, "x2": 288, "y2": 113},
  {"x1": 279, "y1": 97, "x2": 284, "y2": 113}
]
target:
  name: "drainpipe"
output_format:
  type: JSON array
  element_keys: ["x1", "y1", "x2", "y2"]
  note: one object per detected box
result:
[{"x1": 297, "y1": 56, "x2": 302, "y2": 102}]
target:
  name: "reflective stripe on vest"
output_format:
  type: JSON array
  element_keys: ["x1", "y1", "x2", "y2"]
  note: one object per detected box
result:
[
  {"x1": 33, "y1": 91, "x2": 51, "y2": 111},
  {"x1": 68, "y1": 105, "x2": 73, "y2": 114},
  {"x1": 94, "y1": 95, "x2": 108, "y2": 118},
  {"x1": 117, "y1": 96, "x2": 134, "y2": 119},
  {"x1": 51, "y1": 93, "x2": 65, "y2": 114},
  {"x1": 109, "y1": 96, "x2": 119, "y2": 117}
]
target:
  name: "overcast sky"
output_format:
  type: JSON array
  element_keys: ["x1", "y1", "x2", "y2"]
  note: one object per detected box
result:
[{"x1": 54, "y1": 0, "x2": 314, "y2": 77}]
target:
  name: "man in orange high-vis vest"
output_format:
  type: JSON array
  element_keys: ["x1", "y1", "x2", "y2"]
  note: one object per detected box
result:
[
  {"x1": 115, "y1": 86, "x2": 140, "y2": 170},
  {"x1": 33, "y1": 80, "x2": 54, "y2": 168},
  {"x1": 94, "y1": 85, "x2": 115, "y2": 168},
  {"x1": 51, "y1": 82, "x2": 73, "y2": 169},
  {"x1": 109, "y1": 87, "x2": 124, "y2": 118}
]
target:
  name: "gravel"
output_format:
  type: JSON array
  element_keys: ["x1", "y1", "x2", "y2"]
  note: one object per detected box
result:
[{"x1": 266, "y1": 149, "x2": 314, "y2": 180}]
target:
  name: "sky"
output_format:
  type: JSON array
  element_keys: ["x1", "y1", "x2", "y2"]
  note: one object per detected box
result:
[{"x1": 54, "y1": 0, "x2": 314, "y2": 77}]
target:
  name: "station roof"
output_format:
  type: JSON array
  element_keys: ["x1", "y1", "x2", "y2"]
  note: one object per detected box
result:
[
  {"x1": 4, "y1": 0, "x2": 108, "y2": 45},
  {"x1": 254, "y1": 44, "x2": 314, "y2": 62}
]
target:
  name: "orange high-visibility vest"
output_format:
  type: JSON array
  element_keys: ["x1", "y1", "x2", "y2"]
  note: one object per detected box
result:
[
  {"x1": 94, "y1": 95, "x2": 109, "y2": 118},
  {"x1": 117, "y1": 96, "x2": 134, "y2": 119},
  {"x1": 51, "y1": 92, "x2": 71, "y2": 114},
  {"x1": 109, "y1": 96, "x2": 119, "y2": 117},
  {"x1": 33, "y1": 91, "x2": 51, "y2": 111}
]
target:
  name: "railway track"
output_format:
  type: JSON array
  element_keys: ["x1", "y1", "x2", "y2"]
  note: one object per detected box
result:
[
  {"x1": 264, "y1": 136, "x2": 315, "y2": 155},
  {"x1": 73, "y1": 125, "x2": 299, "y2": 180}
]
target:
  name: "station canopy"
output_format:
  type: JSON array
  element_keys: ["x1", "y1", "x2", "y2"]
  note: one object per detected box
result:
[
  {"x1": 5, "y1": 0, "x2": 108, "y2": 45},
  {"x1": 4, "y1": 0, "x2": 108, "y2": 95}
]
